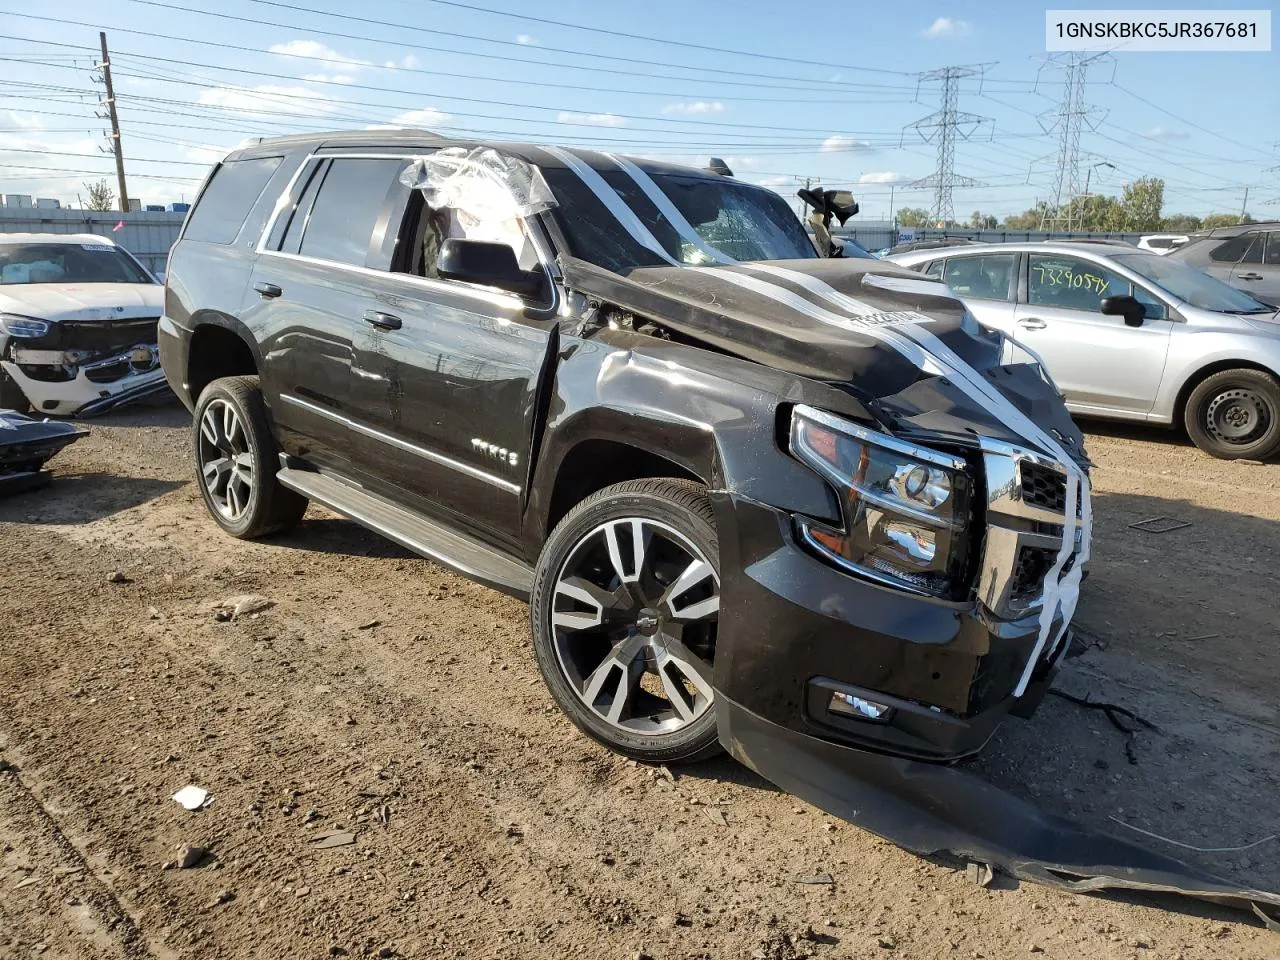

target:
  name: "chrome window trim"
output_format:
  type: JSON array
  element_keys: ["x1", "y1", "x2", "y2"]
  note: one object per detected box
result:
[{"x1": 279, "y1": 393, "x2": 522, "y2": 495}]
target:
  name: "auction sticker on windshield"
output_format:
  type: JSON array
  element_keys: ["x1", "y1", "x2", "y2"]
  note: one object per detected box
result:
[{"x1": 1046, "y1": 9, "x2": 1271, "y2": 50}]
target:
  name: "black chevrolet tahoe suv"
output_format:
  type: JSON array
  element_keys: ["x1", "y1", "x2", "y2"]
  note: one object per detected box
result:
[{"x1": 160, "y1": 130, "x2": 1092, "y2": 782}]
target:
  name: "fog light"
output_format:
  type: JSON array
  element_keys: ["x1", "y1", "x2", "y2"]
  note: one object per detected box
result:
[{"x1": 828, "y1": 691, "x2": 893, "y2": 721}]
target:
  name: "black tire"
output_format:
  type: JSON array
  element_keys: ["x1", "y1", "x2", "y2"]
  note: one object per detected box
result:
[
  {"x1": 530, "y1": 478, "x2": 723, "y2": 764},
  {"x1": 0, "y1": 368, "x2": 29, "y2": 414},
  {"x1": 1183, "y1": 368, "x2": 1280, "y2": 461},
  {"x1": 192, "y1": 376, "x2": 307, "y2": 538}
]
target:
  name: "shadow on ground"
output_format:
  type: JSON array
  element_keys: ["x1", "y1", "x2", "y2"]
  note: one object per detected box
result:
[{"x1": 0, "y1": 473, "x2": 185, "y2": 524}]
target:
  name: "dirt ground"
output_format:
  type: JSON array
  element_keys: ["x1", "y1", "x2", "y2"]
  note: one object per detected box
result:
[{"x1": 1, "y1": 400, "x2": 1277, "y2": 960}]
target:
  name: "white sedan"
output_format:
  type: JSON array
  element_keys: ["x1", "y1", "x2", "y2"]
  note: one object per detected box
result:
[{"x1": 0, "y1": 234, "x2": 168, "y2": 416}]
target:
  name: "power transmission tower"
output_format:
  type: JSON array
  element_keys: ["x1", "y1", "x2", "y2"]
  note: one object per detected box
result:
[
  {"x1": 91, "y1": 31, "x2": 130, "y2": 213},
  {"x1": 1036, "y1": 52, "x2": 1111, "y2": 231},
  {"x1": 902, "y1": 64, "x2": 993, "y2": 227}
]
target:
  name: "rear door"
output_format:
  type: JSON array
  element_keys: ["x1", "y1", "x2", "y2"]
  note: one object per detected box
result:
[
  {"x1": 1012, "y1": 253, "x2": 1174, "y2": 416},
  {"x1": 935, "y1": 252, "x2": 1019, "y2": 332},
  {"x1": 243, "y1": 154, "x2": 408, "y2": 473},
  {"x1": 1238, "y1": 231, "x2": 1280, "y2": 305}
]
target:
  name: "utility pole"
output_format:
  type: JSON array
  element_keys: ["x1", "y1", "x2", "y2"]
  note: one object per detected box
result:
[
  {"x1": 95, "y1": 31, "x2": 130, "y2": 213},
  {"x1": 1036, "y1": 52, "x2": 1112, "y2": 231},
  {"x1": 793, "y1": 175, "x2": 818, "y2": 219},
  {"x1": 1239, "y1": 185, "x2": 1250, "y2": 221},
  {"x1": 902, "y1": 64, "x2": 993, "y2": 227}
]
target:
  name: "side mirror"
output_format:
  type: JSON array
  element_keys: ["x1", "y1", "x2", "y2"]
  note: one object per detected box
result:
[
  {"x1": 1100, "y1": 294, "x2": 1146, "y2": 327},
  {"x1": 437, "y1": 238, "x2": 546, "y2": 300}
]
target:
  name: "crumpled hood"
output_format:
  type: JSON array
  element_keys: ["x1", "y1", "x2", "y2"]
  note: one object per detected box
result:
[
  {"x1": 562, "y1": 255, "x2": 1086, "y2": 461},
  {"x1": 0, "y1": 283, "x2": 163, "y2": 323}
]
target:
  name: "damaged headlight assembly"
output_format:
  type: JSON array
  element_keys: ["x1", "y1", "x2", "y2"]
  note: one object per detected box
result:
[
  {"x1": 789, "y1": 405, "x2": 971, "y2": 600},
  {"x1": 0, "y1": 314, "x2": 50, "y2": 339}
]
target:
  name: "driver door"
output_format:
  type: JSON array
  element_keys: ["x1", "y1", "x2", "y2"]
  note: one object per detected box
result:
[{"x1": 1012, "y1": 253, "x2": 1174, "y2": 417}]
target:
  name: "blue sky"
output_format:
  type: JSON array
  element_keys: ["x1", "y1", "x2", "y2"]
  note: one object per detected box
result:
[{"x1": 1, "y1": 0, "x2": 1275, "y2": 220}]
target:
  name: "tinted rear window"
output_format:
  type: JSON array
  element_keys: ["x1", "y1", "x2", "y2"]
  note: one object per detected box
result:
[
  {"x1": 297, "y1": 158, "x2": 406, "y2": 267},
  {"x1": 183, "y1": 156, "x2": 284, "y2": 245}
]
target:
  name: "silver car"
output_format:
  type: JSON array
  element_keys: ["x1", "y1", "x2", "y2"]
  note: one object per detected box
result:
[{"x1": 887, "y1": 242, "x2": 1280, "y2": 460}]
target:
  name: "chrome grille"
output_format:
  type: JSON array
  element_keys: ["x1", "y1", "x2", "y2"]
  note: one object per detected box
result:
[{"x1": 1020, "y1": 461, "x2": 1067, "y2": 513}]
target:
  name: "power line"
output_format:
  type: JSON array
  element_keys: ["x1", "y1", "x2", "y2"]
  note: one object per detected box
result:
[
  {"x1": 6, "y1": 15, "x2": 920, "y2": 101},
  {"x1": 1112, "y1": 82, "x2": 1275, "y2": 160},
  {"x1": 115, "y1": 0, "x2": 918, "y2": 92}
]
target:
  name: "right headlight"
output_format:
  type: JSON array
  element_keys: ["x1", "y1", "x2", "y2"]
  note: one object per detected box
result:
[
  {"x1": 0, "y1": 314, "x2": 50, "y2": 338},
  {"x1": 789, "y1": 405, "x2": 973, "y2": 599}
]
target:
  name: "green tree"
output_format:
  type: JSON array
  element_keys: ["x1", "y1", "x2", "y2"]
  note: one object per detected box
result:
[
  {"x1": 84, "y1": 179, "x2": 114, "y2": 212},
  {"x1": 1201, "y1": 212, "x2": 1255, "y2": 229},
  {"x1": 968, "y1": 211, "x2": 997, "y2": 229},
  {"x1": 895, "y1": 207, "x2": 931, "y2": 228},
  {"x1": 1118, "y1": 177, "x2": 1164, "y2": 231},
  {"x1": 1161, "y1": 213, "x2": 1202, "y2": 232},
  {"x1": 1003, "y1": 202, "x2": 1051, "y2": 229},
  {"x1": 1075, "y1": 194, "x2": 1123, "y2": 232}
]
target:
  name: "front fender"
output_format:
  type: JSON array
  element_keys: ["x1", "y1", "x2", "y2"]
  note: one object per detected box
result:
[
  {"x1": 1156, "y1": 332, "x2": 1280, "y2": 423},
  {"x1": 524, "y1": 330, "x2": 859, "y2": 556}
]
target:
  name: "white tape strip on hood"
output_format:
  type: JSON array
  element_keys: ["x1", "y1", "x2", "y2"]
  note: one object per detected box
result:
[{"x1": 549, "y1": 148, "x2": 1090, "y2": 695}]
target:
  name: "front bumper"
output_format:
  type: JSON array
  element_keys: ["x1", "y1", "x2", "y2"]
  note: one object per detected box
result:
[
  {"x1": 712, "y1": 493, "x2": 1066, "y2": 761},
  {"x1": 1, "y1": 345, "x2": 170, "y2": 417},
  {"x1": 718, "y1": 695, "x2": 1280, "y2": 923}
]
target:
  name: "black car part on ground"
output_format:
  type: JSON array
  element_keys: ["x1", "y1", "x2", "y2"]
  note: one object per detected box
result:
[
  {"x1": 721, "y1": 698, "x2": 1280, "y2": 930},
  {"x1": 0, "y1": 411, "x2": 86, "y2": 495}
]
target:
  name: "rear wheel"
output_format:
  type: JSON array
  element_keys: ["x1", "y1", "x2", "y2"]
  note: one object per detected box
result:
[
  {"x1": 192, "y1": 376, "x2": 307, "y2": 538},
  {"x1": 1184, "y1": 368, "x2": 1280, "y2": 461},
  {"x1": 530, "y1": 479, "x2": 722, "y2": 764}
]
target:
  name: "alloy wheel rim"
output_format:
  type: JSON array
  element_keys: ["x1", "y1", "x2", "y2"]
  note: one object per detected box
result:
[
  {"x1": 550, "y1": 517, "x2": 719, "y2": 736},
  {"x1": 198, "y1": 398, "x2": 255, "y2": 521},
  {"x1": 1206, "y1": 388, "x2": 1272, "y2": 445}
]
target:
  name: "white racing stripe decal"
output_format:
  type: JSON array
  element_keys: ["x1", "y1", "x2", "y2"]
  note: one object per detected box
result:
[
  {"x1": 604, "y1": 153, "x2": 737, "y2": 266},
  {"x1": 543, "y1": 147, "x2": 678, "y2": 266},
  {"x1": 551, "y1": 148, "x2": 1091, "y2": 695}
]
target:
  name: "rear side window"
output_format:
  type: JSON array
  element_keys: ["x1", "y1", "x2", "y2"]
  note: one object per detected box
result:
[
  {"x1": 922, "y1": 259, "x2": 945, "y2": 279},
  {"x1": 1264, "y1": 233, "x2": 1280, "y2": 266},
  {"x1": 942, "y1": 253, "x2": 1015, "y2": 301},
  {"x1": 183, "y1": 156, "x2": 283, "y2": 244},
  {"x1": 296, "y1": 158, "x2": 406, "y2": 267},
  {"x1": 1210, "y1": 233, "x2": 1262, "y2": 264}
]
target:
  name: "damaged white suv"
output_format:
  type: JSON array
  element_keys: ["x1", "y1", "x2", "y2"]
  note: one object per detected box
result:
[{"x1": 0, "y1": 234, "x2": 168, "y2": 416}]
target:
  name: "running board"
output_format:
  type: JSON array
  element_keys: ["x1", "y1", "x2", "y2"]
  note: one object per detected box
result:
[{"x1": 277, "y1": 466, "x2": 535, "y2": 599}]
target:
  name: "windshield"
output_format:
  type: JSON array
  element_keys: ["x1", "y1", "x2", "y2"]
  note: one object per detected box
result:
[
  {"x1": 542, "y1": 166, "x2": 816, "y2": 272},
  {"x1": 0, "y1": 243, "x2": 155, "y2": 286},
  {"x1": 1112, "y1": 253, "x2": 1270, "y2": 313}
]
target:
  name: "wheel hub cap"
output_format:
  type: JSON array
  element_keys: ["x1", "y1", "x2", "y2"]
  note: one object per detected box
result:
[
  {"x1": 550, "y1": 517, "x2": 719, "y2": 736},
  {"x1": 1206, "y1": 388, "x2": 1271, "y2": 444},
  {"x1": 197, "y1": 398, "x2": 255, "y2": 521}
]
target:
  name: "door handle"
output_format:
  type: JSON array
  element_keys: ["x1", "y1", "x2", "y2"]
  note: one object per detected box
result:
[
  {"x1": 253, "y1": 281, "x2": 282, "y2": 299},
  {"x1": 362, "y1": 310, "x2": 402, "y2": 331},
  {"x1": 1237, "y1": 272, "x2": 1264, "y2": 281},
  {"x1": 1017, "y1": 318, "x2": 1047, "y2": 330}
]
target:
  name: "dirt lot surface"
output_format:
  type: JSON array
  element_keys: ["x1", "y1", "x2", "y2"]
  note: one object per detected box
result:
[{"x1": 2, "y1": 401, "x2": 1277, "y2": 960}]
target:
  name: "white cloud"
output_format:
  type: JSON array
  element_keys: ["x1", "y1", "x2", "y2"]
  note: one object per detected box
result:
[
  {"x1": 198, "y1": 84, "x2": 341, "y2": 117},
  {"x1": 400, "y1": 54, "x2": 421, "y2": 70},
  {"x1": 303, "y1": 73, "x2": 358, "y2": 85},
  {"x1": 661, "y1": 101, "x2": 726, "y2": 116},
  {"x1": 722, "y1": 155, "x2": 757, "y2": 171},
  {"x1": 820, "y1": 135, "x2": 873, "y2": 154},
  {"x1": 859, "y1": 171, "x2": 905, "y2": 184},
  {"x1": 269, "y1": 39, "x2": 369, "y2": 68},
  {"x1": 922, "y1": 17, "x2": 973, "y2": 39},
  {"x1": 1140, "y1": 126, "x2": 1188, "y2": 140},
  {"x1": 557, "y1": 111, "x2": 627, "y2": 127},
  {"x1": 758, "y1": 176, "x2": 791, "y2": 187},
  {"x1": 3, "y1": 111, "x2": 44, "y2": 130},
  {"x1": 366, "y1": 107, "x2": 453, "y2": 129},
  {"x1": 516, "y1": 34, "x2": 537, "y2": 45}
]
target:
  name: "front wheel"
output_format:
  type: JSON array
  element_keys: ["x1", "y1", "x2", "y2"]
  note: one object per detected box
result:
[
  {"x1": 192, "y1": 376, "x2": 308, "y2": 538},
  {"x1": 530, "y1": 479, "x2": 723, "y2": 764},
  {"x1": 1184, "y1": 369, "x2": 1280, "y2": 461}
]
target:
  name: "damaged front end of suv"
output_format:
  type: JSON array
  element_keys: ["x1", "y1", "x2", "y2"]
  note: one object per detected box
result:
[{"x1": 0, "y1": 235, "x2": 169, "y2": 417}]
